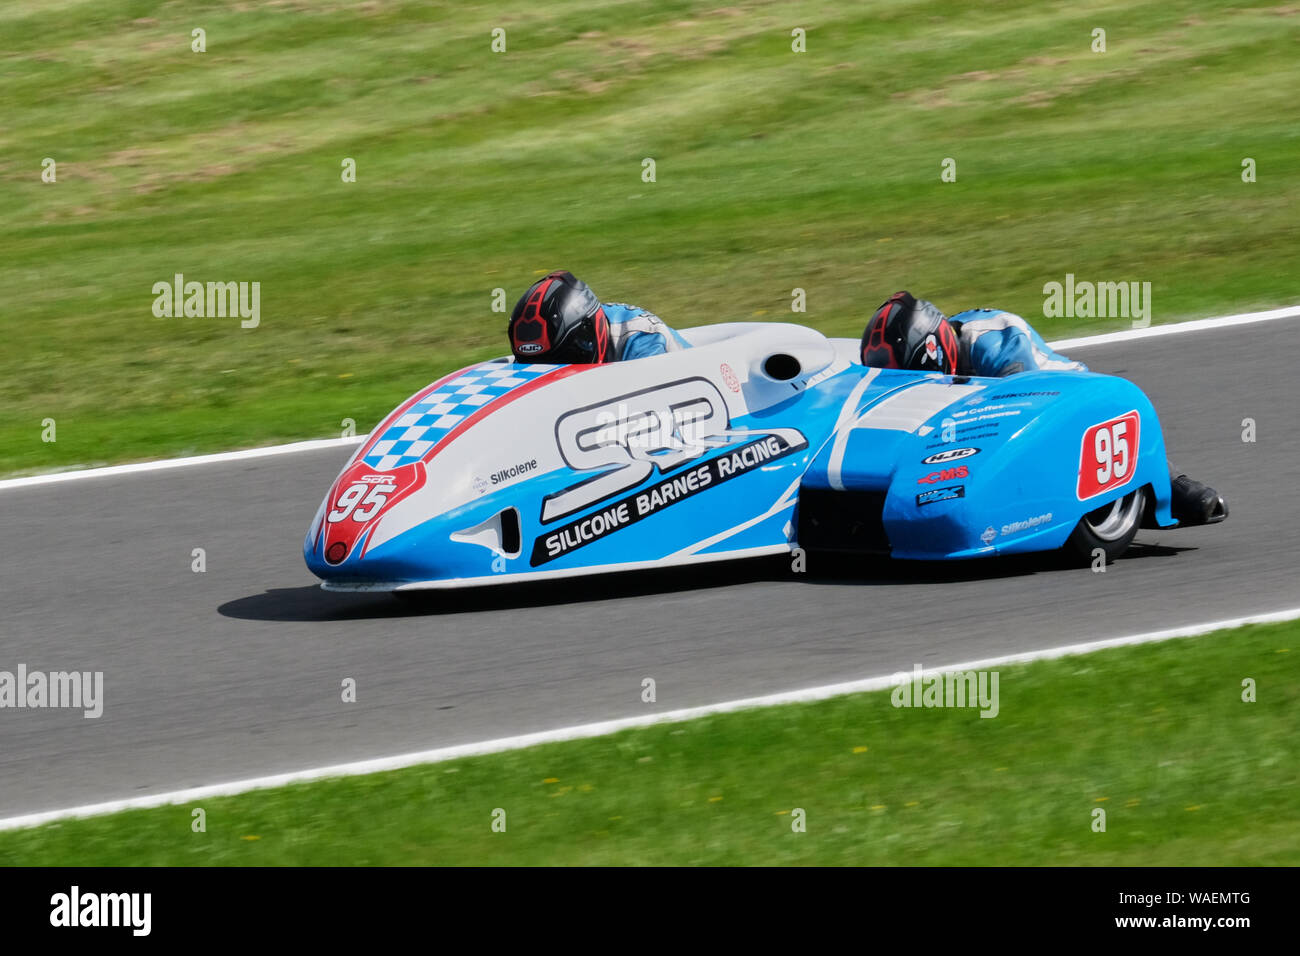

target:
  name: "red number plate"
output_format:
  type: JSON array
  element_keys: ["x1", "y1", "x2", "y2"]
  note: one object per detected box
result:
[{"x1": 1078, "y1": 411, "x2": 1140, "y2": 500}]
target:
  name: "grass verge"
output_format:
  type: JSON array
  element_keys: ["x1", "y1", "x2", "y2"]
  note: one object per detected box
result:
[{"x1": 1, "y1": 619, "x2": 1295, "y2": 865}]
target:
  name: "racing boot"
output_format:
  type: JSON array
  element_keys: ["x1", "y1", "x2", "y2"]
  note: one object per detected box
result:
[{"x1": 1170, "y1": 475, "x2": 1228, "y2": 526}]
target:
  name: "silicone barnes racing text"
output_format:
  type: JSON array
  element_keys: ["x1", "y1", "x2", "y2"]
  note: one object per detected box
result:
[{"x1": 304, "y1": 322, "x2": 1218, "y2": 591}]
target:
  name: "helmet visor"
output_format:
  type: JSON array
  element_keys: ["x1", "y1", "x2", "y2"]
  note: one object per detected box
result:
[{"x1": 547, "y1": 319, "x2": 600, "y2": 364}]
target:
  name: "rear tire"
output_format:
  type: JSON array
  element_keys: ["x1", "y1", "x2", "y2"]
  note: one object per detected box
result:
[{"x1": 1062, "y1": 488, "x2": 1145, "y2": 566}]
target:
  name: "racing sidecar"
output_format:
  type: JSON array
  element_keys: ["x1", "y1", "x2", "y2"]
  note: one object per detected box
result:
[{"x1": 304, "y1": 322, "x2": 1194, "y2": 591}]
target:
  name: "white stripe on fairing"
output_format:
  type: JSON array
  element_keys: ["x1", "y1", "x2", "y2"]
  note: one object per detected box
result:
[
  {"x1": 847, "y1": 382, "x2": 985, "y2": 433},
  {"x1": 826, "y1": 368, "x2": 881, "y2": 491},
  {"x1": 3, "y1": 306, "x2": 1296, "y2": 492},
  {"x1": 3, "y1": 604, "x2": 1296, "y2": 832},
  {"x1": 669, "y1": 476, "x2": 802, "y2": 558}
]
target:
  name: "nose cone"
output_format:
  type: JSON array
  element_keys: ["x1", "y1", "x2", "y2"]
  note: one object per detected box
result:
[
  {"x1": 305, "y1": 494, "x2": 521, "y2": 588},
  {"x1": 304, "y1": 458, "x2": 429, "y2": 583},
  {"x1": 304, "y1": 359, "x2": 582, "y2": 588}
]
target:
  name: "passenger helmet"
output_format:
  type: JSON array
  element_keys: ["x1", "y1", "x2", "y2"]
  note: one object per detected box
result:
[
  {"x1": 860, "y1": 291, "x2": 958, "y2": 374},
  {"x1": 508, "y1": 271, "x2": 611, "y2": 364}
]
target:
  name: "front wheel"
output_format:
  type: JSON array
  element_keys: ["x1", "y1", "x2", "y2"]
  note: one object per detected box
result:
[{"x1": 1062, "y1": 488, "x2": 1145, "y2": 566}]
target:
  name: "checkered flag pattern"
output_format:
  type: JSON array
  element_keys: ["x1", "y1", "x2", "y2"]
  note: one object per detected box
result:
[{"x1": 362, "y1": 363, "x2": 553, "y2": 470}]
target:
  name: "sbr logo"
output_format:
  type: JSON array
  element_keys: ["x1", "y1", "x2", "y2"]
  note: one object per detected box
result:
[
  {"x1": 542, "y1": 378, "x2": 804, "y2": 523},
  {"x1": 543, "y1": 378, "x2": 732, "y2": 522}
]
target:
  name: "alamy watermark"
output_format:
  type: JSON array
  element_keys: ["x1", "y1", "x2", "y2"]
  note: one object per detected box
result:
[
  {"x1": 0, "y1": 665, "x2": 103, "y2": 718},
  {"x1": 152, "y1": 273, "x2": 260, "y2": 328},
  {"x1": 1043, "y1": 273, "x2": 1151, "y2": 328},
  {"x1": 50, "y1": 886, "x2": 150, "y2": 936},
  {"x1": 891, "y1": 664, "x2": 999, "y2": 718}
]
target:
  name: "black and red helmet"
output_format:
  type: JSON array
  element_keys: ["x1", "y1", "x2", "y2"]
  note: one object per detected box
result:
[
  {"x1": 508, "y1": 271, "x2": 611, "y2": 364},
  {"x1": 860, "y1": 291, "x2": 958, "y2": 374}
]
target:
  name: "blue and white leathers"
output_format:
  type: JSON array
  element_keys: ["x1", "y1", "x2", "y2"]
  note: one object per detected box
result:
[
  {"x1": 603, "y1": 303, "x2": 691, "y2": 361},
  {"x1": 950, "y1": 309, "x2": 1087, "y2": 378}
]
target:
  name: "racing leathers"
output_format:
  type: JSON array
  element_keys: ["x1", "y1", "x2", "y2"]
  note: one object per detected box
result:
[
  {"x1": 949, "y1": 308, "x2": 1086, "y2": 377},
  {"x1": 602, "y1": 303, "x2": 691, "y2": 361}
]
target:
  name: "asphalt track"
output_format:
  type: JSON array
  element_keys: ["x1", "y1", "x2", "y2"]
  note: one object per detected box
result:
[{"x1": 2, "y1": 316, "x2": 1298, "y2": 818}]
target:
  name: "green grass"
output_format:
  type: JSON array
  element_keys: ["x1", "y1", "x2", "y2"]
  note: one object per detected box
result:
[
  {"x1": 2, "y1": 0, "x2": 1298, "y2": 474},
  {"x1": 2, "y1": 619, "x2": 1295, "y2": 865}
]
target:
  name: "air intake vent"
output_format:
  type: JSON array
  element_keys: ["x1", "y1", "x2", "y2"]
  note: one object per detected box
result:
[
  {"x1": 763, "y1": 353, "x2": 802, "y2": 381},
  {"x1": 450, "y1": 507, "x2": 522, "y2": 558},
  {"x1": 500, "y1": 507, "x2": 520, "y2": 555}
]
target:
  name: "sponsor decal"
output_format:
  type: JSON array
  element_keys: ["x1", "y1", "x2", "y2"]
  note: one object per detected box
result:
[
  {"x1": 924, "y1": 333, "x2": 939, "y2": 363},
  {"x1": 921, "y1": 446, "x2": 979, "y2": 465},
  {"x1": 1001, "y1": 512, "x2": 1053, "y2": 536},
  {"x1": 720, "y1": 363, "x2": 741, "y2": 393},
  {"x1": 925, "y1": 429, "x2": 999, "y2": 449},
  {"x1": 320, "y1": 460, "x2": 426, "y2": 564},
  {"x1": 489, "y1": 458, "x2": 538, "y2": 486},
  {"x1": 918, "y1": 465, "x2": 969, "y2": 484},
  {"x1": 950, "y1": 404, "x2": 1023, "y2": 422},
  {"x1": 544, "y1": 377, "x2": 730, "y2": 522},
  {"x1": 543, "y1": 377, "x2": 803, "y2": 523},
  {"x1": 517, "y1": 342, "x2": 543, "y2": 354},
  {"x1": 531, "y1": 432, "x2": 806, "y2": 565},
  {"x1": 916, "y1": 485, "x2": 964, "y2": 506},
  {"x1": 980, "y1": 526, "x2": 997, "y2": 545},
  {"x1": 1078, "y1": 410, "x2": 1141, "y2": 500}
]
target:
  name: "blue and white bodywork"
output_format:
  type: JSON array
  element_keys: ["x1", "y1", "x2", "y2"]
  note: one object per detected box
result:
[{"x1": 304, "y1": 323, "x2": 1180, "y2": 591}]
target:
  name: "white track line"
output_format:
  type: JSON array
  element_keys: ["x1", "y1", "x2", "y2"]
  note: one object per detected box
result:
[
  {"x1": 1048, "y1": 304, "x2": 1299, "y2": 350},
  {"x1": 2, "y1": 605, "x2": 1296, "y2": 833},
  {"x1": 2, "y1": 305, "x2": 1296, "y2": 494},
  {"x1": 0, "y1": 436, "x2": 363, "y2": 491}
]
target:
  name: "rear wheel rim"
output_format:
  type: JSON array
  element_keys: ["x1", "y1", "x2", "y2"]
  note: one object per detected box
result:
[{"x1": 1084, "y1": 490, "x2": 1142, "y2": 541}]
